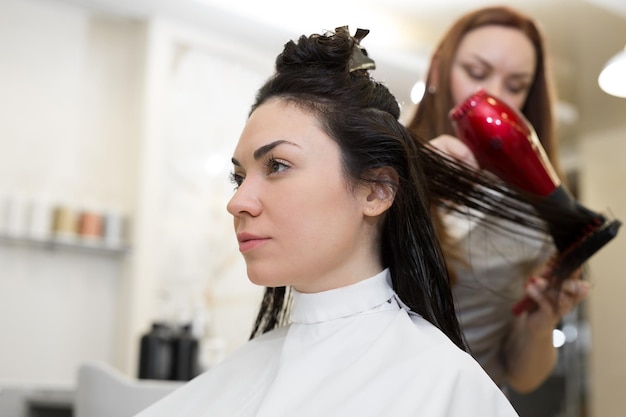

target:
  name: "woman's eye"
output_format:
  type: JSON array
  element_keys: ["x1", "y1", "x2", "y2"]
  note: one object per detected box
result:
[
  {"x1": 265, "y1": 157, "x2": 291, "y2": 175},
  {"x1": 229, "y1": 172, "x2": 244, "y2": 188}
]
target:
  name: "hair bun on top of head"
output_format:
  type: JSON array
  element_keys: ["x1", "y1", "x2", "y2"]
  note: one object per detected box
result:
[
  {"x1": 275, "y1": 26, "x2": 375, "y2": 75},
  {"x1": 255, "y1": 26, "x2": 400, "y2": 120}
]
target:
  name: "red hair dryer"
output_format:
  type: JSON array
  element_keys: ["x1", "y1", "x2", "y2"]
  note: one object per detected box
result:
[{"x1": 449, "y1": 89, "x2": 621, "y2": 315}]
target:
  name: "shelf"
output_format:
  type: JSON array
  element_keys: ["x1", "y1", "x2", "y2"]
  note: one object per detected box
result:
[{"x1": 0, "y1": 233, "x2": 130, "y2": 255}]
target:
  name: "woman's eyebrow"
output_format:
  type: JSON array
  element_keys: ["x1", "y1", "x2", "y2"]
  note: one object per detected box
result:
[
  {"x1": 253, "y1": 140, "x2": 300, "y2": 160},
  {"x1": 231, "y1": 140, "x2": 301, "y2": 167}
]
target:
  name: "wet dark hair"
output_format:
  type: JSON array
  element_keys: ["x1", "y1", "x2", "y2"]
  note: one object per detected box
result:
[{"x1": 247, "y1": 28, "x2": 546, "y2": 350}]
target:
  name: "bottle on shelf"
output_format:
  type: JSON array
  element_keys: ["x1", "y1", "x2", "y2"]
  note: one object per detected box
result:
[
  {"x1": 172, "y1": 323, "x2": 200, "y2": 381},
  {"x1": 138, "y1": 322, "x2": 174, "y2": 380}
]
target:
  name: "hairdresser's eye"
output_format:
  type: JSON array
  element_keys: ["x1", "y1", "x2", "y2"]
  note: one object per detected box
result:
[
  {"x1": 463, "y1": 63, "x2": 488, "y2": 81},
  {"x1": 230, "y1": 171, "x2": 244, "y2": 189},
  {"x1": 506, "y1": 80, "x2": 531, "y2": 95}
]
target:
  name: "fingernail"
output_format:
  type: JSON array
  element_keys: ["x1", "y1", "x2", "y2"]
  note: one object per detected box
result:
[
  {"x1": 525, "y1": 276, "x2": 538, "y2": 288},
  {"x1": 526, "y1": 283, "x2": 542, "y2": 299},
  {"x1": 579, "y1": 281, "x2": 591, "y2": 297}
]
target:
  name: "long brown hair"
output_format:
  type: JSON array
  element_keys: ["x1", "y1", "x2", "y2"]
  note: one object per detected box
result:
[
  {"x1": 407, "y1": 5, "x2": 559, "y2": 166},
  {"x1": 406, "y1": 6, "x2": 560, "y2": 282}
]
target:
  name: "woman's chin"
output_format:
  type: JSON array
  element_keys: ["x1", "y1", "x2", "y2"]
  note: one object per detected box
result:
[{"x1": 246, "y1": 267, "x2": 284, "y2": 288}]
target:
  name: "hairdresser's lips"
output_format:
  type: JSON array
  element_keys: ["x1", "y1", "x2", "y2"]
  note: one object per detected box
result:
[{"x1": 236, "y1": 232, "x2": 271, "y2": 253}]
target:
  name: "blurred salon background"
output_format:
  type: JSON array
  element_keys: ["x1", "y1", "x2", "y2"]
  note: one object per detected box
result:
[{"x1": 0, "y1": 0, "x2": 624, "y2": 416}]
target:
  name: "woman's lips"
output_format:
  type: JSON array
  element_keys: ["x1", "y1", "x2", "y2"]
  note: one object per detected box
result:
[{"x1": 237, "y1": 233, "x2": 270, "y2": 253}]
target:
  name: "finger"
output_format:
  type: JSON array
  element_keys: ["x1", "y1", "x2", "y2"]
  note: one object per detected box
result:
[
  {"x1": 561, "y1": 279, "x2": 580, "y2": 298},
  {"x1": 429, "y1": 135, "x2": 479, "y2": 169},
  {"x1": 558, "y1": 280, "x2": 591, "y2": 315},
  {"x1": 567, "y1": 267, "x2": 583, "y2": 282},
  {"x1": 557, "y1": 291, "x2": 576, "y2": 316},
  {"x1": 577, "y1": 280, "x2": 591, "y2": 299},
  {"x1": 525, "y1": 278, "x2": 560, "y2": 323}
]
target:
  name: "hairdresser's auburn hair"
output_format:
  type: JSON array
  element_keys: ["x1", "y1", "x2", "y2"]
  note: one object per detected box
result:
[
  {"x1": 405, "y1": 7, "x2": 563, "y2": 283},
  {"x1": 407, "y1": 6, "x2": 560, "y2": 169}
]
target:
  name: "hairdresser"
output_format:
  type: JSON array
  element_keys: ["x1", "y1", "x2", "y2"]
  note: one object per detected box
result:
[{"x1": 406, "y1": 6, "x2": 589, "y2": 393}]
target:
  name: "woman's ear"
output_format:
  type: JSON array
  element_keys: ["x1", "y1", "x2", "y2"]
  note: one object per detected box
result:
[{"x1": 360, "y1": 167, "x2": 398, "y2": 217}]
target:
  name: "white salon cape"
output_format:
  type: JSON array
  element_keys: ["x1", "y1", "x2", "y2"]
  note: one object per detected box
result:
[{"x1": 134, "y1": 270, "x2": 519, "y2": 417}]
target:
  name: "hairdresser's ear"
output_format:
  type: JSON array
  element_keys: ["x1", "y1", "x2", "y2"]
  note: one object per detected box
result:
[{"x1": 360, "y1": 167, "x2": 398, "y2": 217}]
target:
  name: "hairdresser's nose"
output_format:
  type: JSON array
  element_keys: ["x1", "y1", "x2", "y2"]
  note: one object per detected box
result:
[
  {"x1": 482, "y1": 80, "x2": 506, "y2": 104},
  {"x1": 227, "y1": 178, "x2": 263, "y2": 219},
  {"x1": 482, "y1": 80, "x2": 520, "y2": 111}
]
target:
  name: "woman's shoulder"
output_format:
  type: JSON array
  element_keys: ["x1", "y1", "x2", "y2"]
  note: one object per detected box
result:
[
  {"x1": 132, "y1": 326, "x2": 289, "y2": 417},
  {"x1": 389, "y1": 312, "x2": 517, "y2": 415},
  {"x1": 405, "y1": 312, "x2": 471, "y2": 358}
]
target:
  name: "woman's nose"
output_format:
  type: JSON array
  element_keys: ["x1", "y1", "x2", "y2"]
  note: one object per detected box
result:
[{"x1": 226, "y1": 179, "x2": 263, "y2": 218}]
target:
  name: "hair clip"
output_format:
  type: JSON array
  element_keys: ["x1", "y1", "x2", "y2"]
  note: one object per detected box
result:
[{"x1": 336, "y1": 26, "x2": 376, "y2": 73}]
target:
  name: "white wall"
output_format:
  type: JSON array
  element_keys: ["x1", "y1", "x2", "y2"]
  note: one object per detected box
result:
[
  {"x1": 116, "y1": 18, "x2": 270, "y2": 376},
  {"x1": 0, "y1": 0, "x2": 142, "y2": 382},
  {"x1": 579, "y1": 125, "x2": 626, "y2": 417},
  {"x1": 0, "y1": 0, "x2": 269, "y2": 383}
]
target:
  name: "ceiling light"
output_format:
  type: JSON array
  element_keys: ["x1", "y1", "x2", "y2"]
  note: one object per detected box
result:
[
  {"x1": 598, "y1": 46, "x2": 626, "y2": 98},
  {"x1": 552, "y1": 329, "x2": 566, "y2": 348},
  {"x1": 410, "y1": 81, "x2": 425, "y2": 104}
]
